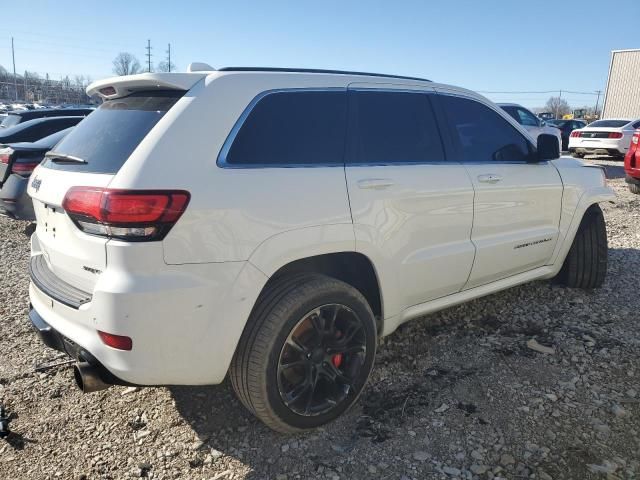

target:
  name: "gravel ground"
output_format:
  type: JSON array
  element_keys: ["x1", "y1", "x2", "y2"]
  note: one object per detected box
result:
[{"x1": 1, "y1": 158, "x2": 639, "y2": 480}]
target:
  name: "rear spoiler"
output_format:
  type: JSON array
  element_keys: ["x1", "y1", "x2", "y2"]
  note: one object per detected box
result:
[{"x1": 86, "y1": 72, "x2": 208, "y2": 100}]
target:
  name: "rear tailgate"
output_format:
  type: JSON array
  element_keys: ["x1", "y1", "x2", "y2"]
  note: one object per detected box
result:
[
  {"x1": 27, "y1": 86, "x2": 191, "y2": 295},
  {"x1": 28, "y1": 166, "x2": 113, "y2": 292}
]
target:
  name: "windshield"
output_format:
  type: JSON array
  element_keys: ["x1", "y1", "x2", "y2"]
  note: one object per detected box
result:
[
  {"x1": 0, "y1": 114, "x2": 21, "y2": 129},
  {"x1": 41, "y1": 91, "x2": 183, "y2": 174},
  {"x1": 547, "y1": 120, "x2": 567, "y2": 127},
  {"x1": 588, "y1": 120, "x2": 629, "y2": 128}
]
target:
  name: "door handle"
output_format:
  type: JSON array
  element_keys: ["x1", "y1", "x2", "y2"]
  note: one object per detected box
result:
[
  {"x1": 357, "y1": 179, "x2": 395, "y2": 190},
  {"x1": 477, "y1": 174, "x2": 503, "y2": 184}
]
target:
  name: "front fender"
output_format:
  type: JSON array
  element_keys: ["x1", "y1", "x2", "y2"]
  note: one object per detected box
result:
[{"x1": 546, "y1": 185, "x2": 616, "y2": 276}]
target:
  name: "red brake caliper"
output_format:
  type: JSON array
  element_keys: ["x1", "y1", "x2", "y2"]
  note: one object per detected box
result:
[
  {"x1": 332, "y1": 353, "x2": 343, "y2": 368},
  {"x1": 332, "y1": 330, "x2": 343, "y2": 368}
]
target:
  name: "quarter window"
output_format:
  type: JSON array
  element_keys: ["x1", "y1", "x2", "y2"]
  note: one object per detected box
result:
[
  {"x1": 349, "y1": 91, "x2": 444, "y2": 163},
  {"x1": 441, "y1": 95, "x2": 532, "y2": 162},
  {"x1": 224, "y1": 91, "x2": 347, "y2": 166}
]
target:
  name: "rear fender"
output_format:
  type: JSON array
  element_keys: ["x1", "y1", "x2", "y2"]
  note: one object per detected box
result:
[{"x1": 247, "y1": 224, "x2": 356, "y2": 277}]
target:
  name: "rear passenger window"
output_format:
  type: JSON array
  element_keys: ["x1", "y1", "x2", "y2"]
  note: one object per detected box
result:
[
  {"x1": 349, "y1": 91, "x2": 444, "y2": 163},
  {"x1": 440, "y1": 95, "x2": 532, "y2": 162},
  {"x1": 224, "y1": 91, "x2": 347, "y2": 166}
]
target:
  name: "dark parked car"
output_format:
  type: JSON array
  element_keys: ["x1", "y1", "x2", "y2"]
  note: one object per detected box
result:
[
  {"x1": 0, "y1": 127, "x2": 73, "y2": 220},
  {"x1": 0, "y1": 116, "x2": 84, "y2": 144},
  {"x1": 0, "y1": 107, "x2": 92, "y2": 129},
  {"x1": 547, "y1": 119, "x2": 588, "y2": 151}
]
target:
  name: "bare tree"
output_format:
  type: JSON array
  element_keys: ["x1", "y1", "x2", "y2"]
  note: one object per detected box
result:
[
  {"x1": 545, "y1": 96, "x2": 571, "y2": 118},
  {"x1": 112, "y1": 52, "x2": 141, "y2": 76},
  {"x1": 156, "y1": 60, "x2": 177, "y2": 73}
]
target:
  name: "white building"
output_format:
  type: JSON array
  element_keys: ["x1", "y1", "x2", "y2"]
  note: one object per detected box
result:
[{"x1": 602, "y1": 49, "x2": 640, "y2": 119}]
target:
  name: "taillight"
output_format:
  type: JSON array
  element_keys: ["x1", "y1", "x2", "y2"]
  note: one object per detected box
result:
[
  {"x1": 12, "y1": 161, "x2": 40, "y2": 175},
  {"x1": 98, "y1": 330, "x2": 132, "y2": 351},
  {"x1": 608, "y1": 132, "x2": 623, "y2": 139},
  {"x1": 570, "y1": 131, "x2": 581, "y2": 137},
  {"x1": 0, "y1": 147, "x2": 13, "y2": 165},
  {"x1": 625, "y1": 130, "x2": 640, "y2": 170},
  {"x1": 62, "y1": 187, "x2": 190, "y2": 241}
]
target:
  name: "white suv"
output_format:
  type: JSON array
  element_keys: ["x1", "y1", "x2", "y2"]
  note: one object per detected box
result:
[
  {"x1": 27, "y1": 66, "x2": 615, "y2": 432},
  {"x1": 498, "y1": 103, "x2": 563, "y2": 150}
]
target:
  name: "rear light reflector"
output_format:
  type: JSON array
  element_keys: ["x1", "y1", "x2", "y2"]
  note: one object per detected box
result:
[
  {"x1": 62, "y1": 187, "x2": 190, "y2": 241},
  {"x1": 98, "y1": 330, "x2": 132, "y2": 351},
  {"x1": 608, "y1": 132, "x2": 623, "y2": 139},
  {"x1": 570, "y1": 131, "x2": 581, "y2": 137}
]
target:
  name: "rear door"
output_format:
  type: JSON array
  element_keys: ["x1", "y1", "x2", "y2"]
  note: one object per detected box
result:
[
  {"x1": 28, "y1": 91, "x2": 184, "y2": 292},
  {"x1": 344, "y1": 85, "x2": 475, "y2": 317},
  {"x1": 437, "y1": 92, "x2": 563, "y2": 289}
]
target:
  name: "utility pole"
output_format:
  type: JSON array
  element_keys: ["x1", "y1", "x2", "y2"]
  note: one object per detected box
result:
[
  {"x1": 11, "y1": 37, "x2": 18, "y2": 101},
  {"x1": 146, "y1": 39, "x2": 152, "y2": 72},
  {"x1": 594, "y1": 90, "x2": 602, "y2": 117},
  {"x1": 556, "y1": 89, "x2": 562, "y2": 118},
  {"x1": 167, "y1": 43, "x2": 171, "y2": 72}
]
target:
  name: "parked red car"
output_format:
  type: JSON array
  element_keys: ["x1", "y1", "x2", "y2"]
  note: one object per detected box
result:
[{"x1": 624, "y1": 129, "x2": 640, "y2": 194}]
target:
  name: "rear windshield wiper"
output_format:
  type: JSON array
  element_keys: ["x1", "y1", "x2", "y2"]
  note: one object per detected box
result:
[{"x1": 45, "y1": 152, "x2": 88, "y2": 164}]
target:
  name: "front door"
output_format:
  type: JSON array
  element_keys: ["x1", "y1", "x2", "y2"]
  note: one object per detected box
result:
[{"x1": 436, "y1": 92, "x2": 563, "y2": 289}]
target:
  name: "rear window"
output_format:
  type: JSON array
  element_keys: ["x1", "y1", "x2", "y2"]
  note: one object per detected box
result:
[
  {"x1": 1, "y1": 114, "x2": 21, "y2": 129},
  {"x1": 349, "y1": 91, "x2": 445, "y2": 163},
  {"x1": 41, "y1": 91, "x2": 182, "y2": 173},
  {"x1": 588, "y1": 120, "x2": 629, "y2": 128}
]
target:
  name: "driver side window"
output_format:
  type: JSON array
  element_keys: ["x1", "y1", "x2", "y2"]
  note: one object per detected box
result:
[
  {"x1": 517, "y1": 108, "x2": 540, "y2": 127},
  {"x1": 440, "y1": 95, "x2": 532, "y2": 162}
]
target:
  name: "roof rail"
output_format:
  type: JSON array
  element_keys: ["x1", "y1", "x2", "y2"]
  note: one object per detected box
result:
[{"x1": 217, "y1": 67, "x2": 431, "y2": 83}]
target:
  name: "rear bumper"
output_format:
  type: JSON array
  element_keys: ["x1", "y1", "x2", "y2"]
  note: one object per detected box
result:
[
  {"x1": 626, "y1": 174, "x2": 640, "y2": 186},
  {"x1": 29, "y1": 307, "x2": 131, "y2": 386},
  {"x1": 28, "y1": 247, "x2": 268, "y2": 386},
  {"x1": 568, "y1": 137, "x2": 628, "y2": 156},
  {"x1": 569, "y1": 147, "x2": 625, "y2": 156},
  {"x1": 0, "y1": 174, "x2": 34, "y2": 220}
]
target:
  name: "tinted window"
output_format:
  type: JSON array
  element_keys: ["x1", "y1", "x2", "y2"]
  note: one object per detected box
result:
[
  {"x1": 31, "y1": 127, "x2": 73, "y2": 149},
  {"x1": 225, "y1": 91, "x2": 347, "y2": 165},
  {"x1": 441, "y1": 96, "x2": 532, "y2": 162},
  {"x1": 588, "y1": 120, "x2": 630, "y2": 128},
  {"x1": 349, "y1": 91, "x2": 444, "y2": 163},
  {"x1": 41, "y1": 91, "x2": 182, "y2": 173},
  {"x1": 633, "y1": 120, "x2": 640, "y2": 129},
  {"x1": 516, "y1": 108, "x2": 539, "y2": 127}
]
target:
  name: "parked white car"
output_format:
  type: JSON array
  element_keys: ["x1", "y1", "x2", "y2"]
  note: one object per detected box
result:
[
  {"x1": 569, "y1": 118, "x2": 640, "y2": 159},
  {"x1": 498, "y1": 103, "x2": 562, "y2": 150},
  {"x1": 27, "y1": 66, "x2": 615, "y2": 432}
]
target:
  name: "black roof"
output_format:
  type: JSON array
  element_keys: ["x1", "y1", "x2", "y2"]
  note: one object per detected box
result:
[{"x1": 218, "y1": 67, "x2": 431, "y2": 83}]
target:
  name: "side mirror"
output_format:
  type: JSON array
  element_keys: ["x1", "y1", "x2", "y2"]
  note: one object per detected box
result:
[{"x1": 535, "y1": 133, "x2": 560, "y2": 161}]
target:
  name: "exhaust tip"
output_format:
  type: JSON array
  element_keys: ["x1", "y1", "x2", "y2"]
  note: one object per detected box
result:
[{"x1": 73, "y1": 362, "x2": 111, "y2": 393}]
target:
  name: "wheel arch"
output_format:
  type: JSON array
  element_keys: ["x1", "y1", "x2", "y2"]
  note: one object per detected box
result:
[{"x1": 547, "y1": 185, "x2": 615, "y2": 277}]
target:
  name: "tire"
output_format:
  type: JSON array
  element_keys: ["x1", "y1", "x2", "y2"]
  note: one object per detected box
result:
[
  {"x1": 230, "y1": 273, "x2": 377, "y2": 433},
  {"x1": 629, "y1": 183, "x2": 640, "y2": 195},
  {"x1": 558, "y1": 205, "x2": 608, "y2": 289}
]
